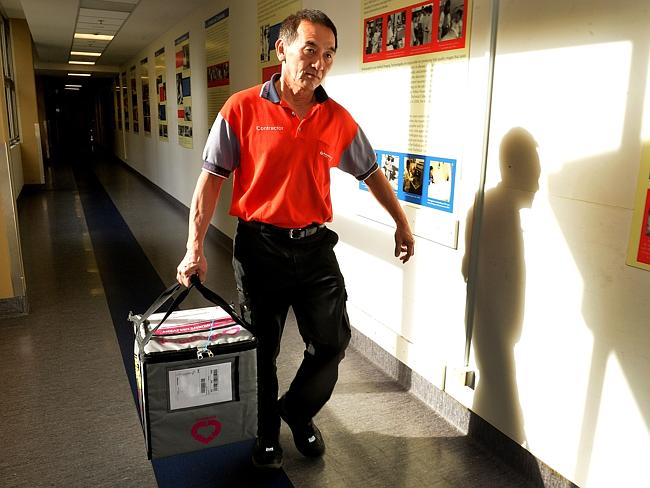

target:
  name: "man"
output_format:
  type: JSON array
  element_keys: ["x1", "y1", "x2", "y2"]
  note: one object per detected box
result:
[{"x1": 177, "y1": 9, "x2": 414, "y2": 469}]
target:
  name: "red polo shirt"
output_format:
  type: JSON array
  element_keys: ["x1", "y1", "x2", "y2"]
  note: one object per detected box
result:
[{"x1": 202, "y1": 73, "x2": 378, "y2": 228}]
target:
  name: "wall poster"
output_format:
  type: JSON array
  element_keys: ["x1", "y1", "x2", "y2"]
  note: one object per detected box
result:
[
  {"x1": 121, "y1": 71, "x2": 129, "y2": 131},
  {"x1": 626, "y1": 142, "x2": 650, "y2": 271},
  {"x1": 205, "y1": 8, "x2": 230, "y2": 126},
  {"x1": 175, "y1": 32, "x2": 193, "y2": 149},
  {"x1": 130, "y1": 65, "x2": 139, "y2": 133},
  {"x1": 155, "y1": 47, "x2": 168, "y2": 141},
  {"x1": 360, "y1": 152, "x2": 456, "y2": 213},
  {"x1": 140, "y1": 57, "x2": 151, "y2": 136},
  {"x1": 363, "y1": 0, "x2": 467, "y2": 64},
  {"x1": 354, "y1": 0, "x2": 470, "y2": 247},
  {"x1": 257, "y1": 0, "x2": 301, "y2": 82},
  {"x1": 114, "y1": 76, "x2": 122, "y2": 130}
]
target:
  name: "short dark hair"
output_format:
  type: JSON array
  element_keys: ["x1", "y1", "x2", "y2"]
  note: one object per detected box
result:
[{"x1": 279, "y1": 9, "x2": 338, "y2": 50}]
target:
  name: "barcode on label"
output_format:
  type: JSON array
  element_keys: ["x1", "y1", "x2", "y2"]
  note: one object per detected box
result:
[{"x1": 200, "y1": 378, "x2": 206, "y2": 394}]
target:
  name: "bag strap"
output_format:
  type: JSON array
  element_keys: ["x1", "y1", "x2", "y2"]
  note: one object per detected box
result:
[
  {"x1": 140, "y1": 287, "x2": 193, "y2": 346},
  {"x1": 189, "y1": 274, "x2": 248, "y2": 329},
  {"x1": 139, "y1": 281, "x2": 182, "y2": 323},
  {"x1": 130, "y1": 275, "x2": 248, "y2": 348}
]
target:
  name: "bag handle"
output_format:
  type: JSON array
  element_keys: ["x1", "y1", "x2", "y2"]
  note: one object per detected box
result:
[
  {"x1": 129, "y1": 275, "x2": 247, "y2": 348},
  {"x1": 189, "y1": 274, "x2": 248, "y2": 328}
]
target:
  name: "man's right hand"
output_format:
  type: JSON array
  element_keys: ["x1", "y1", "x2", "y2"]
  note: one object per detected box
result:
[{"x1": 176, "y1": 250, "x2": 208, "y2": 287}]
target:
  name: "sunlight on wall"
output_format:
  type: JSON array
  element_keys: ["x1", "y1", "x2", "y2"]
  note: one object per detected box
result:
[
  {"x1": 326, "y1": 69, "x2": 413, "y2": 152},
  {"x1": 642, "y1": 45, "x2": 650, "y2": 141},
  {"x1": 508, "y1": 200, "x2": 590, "y2": 475},
  {"x1": 586, "y1": 352, "x2": 650, "y2": 487},
  {"x1": 485, "y1": 41, "x2": 632, "y2": 190},
  {"x1": 428, "y1": 60, "x2": 472, "y2": 156}
]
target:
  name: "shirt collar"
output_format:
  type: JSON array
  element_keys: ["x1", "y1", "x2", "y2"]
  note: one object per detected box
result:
[{"x1": 260, "y1": 73, "x2": 329, "y2": 104}]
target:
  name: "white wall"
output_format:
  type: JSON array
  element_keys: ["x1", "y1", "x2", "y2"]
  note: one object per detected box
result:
[
  {"x1": 474, "y1": 1, "x2": 650, "y2": 486},
  {"x1": 115, "y1": 1, "x2": 650, "y2": 486}
]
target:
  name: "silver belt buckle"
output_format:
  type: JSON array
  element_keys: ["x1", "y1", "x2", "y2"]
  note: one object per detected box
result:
[{"x1": 289, "y1": 228, "x2": 303, "y2": 239}]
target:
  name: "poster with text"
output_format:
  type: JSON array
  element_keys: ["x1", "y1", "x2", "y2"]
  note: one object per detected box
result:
[
  {"x1": 121, "y1": 71, "x2": 129, "y2": 131},
  {"x1": 155, "y1": 47, "x2": 168, "y2": 141},
  {"x1": 140, "y1": 57, "x2": 151, "y2": 136},
  {"x1": 114, "y1": 76, "x2": 121, "y2": 130},
  {"x1": 355, "y1": 0, "x2": 471, "y2": 243},
  {"x1": 175, "y1": 32, "x2": 192, "y2": 149},
  {"x1": 626, "y1": 142, "x2": 650, "y2": 271},
  {"x1": 257, "y1": 0, "x2": 301, "y2": 82},
  {"x1": 205, "y1": 9, "x2": 230, "y2": 126},
  {"x1": 130, "y1": 65, "x2": 139, "y2": 133}
]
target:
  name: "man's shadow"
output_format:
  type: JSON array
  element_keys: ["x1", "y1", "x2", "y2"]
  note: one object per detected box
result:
[{"x1": 462, "y1": 128, "x2": 542, "y2": 476}]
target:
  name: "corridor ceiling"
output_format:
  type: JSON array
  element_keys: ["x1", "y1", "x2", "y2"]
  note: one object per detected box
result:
[{"x1": 0, "y1": 0, "x2": 216, "y2": 76}]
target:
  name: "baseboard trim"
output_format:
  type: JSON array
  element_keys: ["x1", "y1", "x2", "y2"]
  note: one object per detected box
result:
[
  {"x1": 349, "y1": 327, "x2": 578, "y2": 488},
  {"x1": 0, "y1": 295, "x2": 28, "y2": 318}
]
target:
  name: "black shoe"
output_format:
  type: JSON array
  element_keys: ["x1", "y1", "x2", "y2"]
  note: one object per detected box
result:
[
  {"x1": 252, "y1": 437, "x2": 283, "y2": 469},
  {"x1": 278, "y1": 396, "x2": 326, "y2": 457}
]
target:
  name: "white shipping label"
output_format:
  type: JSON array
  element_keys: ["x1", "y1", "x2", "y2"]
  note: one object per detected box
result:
[{"x1": 168, "y1": 361, "x2": 233, "y2": 410}]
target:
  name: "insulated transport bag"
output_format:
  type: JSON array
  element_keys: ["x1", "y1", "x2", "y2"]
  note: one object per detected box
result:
[{"x1": 128, "y1": 277, "x2": 257, "y2": 459}]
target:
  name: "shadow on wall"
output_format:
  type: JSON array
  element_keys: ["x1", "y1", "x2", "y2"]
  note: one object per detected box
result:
[{"x1": 462, "y1": 128, "x2": 542, "y2": 480}]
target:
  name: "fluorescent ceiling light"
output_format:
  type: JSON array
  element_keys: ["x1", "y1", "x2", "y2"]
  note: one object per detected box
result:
[
  {"x1": 68, "y1": 73, "x2": 92, "y2": 77},
  {"x1": 65, "y1": 84, "x2": 82, "y2": 88},
  {"x1": 70, "y1": 51, "x2": 102, "y2": 57},
  {"x1": 69, "y1": 60, "x2": 95, "y2": 65},
  {"x1": 64, "y1": 87, "x2": 80, "y2": 91},
  {"x1": 74, "y1": 33, "x2": 114, "y2": 41}
]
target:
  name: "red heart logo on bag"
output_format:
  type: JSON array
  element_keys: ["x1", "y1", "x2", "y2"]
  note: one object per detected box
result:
[{"x1": 191, "y1": 417, "x2": 222, "y2": 445}]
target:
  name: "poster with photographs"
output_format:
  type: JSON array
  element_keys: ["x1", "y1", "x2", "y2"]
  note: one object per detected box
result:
[
  {"x1": 205, "y1": 9, "x2": 230, "y2": 126},
  {"x1": 175, "y1": 32, "x2": 193, "y2": 149},
  {"x1": 155, "y1": 47, "x2": 168, "y2": 142},
  {"x1": 114, "y1": 76, "x2": 122, "y2": 130},
  {"x1": 626, "y1": 143, "x2": 650, "y2": 271},
  {"x1": 636, "y1": 190, "x2": 650, "y2": 266},
  {"x1": 121, "y1": 71, "x2": 129, "y2": 131},
  {"x1": 130, "y1": 65, "x2": 139, "y2": 133},
  {"x1": 257, "y1": 0, "x2": 301, "y2": 82},
  {"x1": 363, "y1": 0, "x2": 468, "y2": 64},
  {"x1": 360, "y1": 150, "x2": 456, "y2": 213},
  {"x1": 140, "y1": 57, "x2": 151, "y2": 136}
]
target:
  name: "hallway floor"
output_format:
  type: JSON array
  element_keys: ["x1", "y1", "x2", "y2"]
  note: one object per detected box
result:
[{"x1": 0, "y1": 153, "x2": 533, "y2": 487}]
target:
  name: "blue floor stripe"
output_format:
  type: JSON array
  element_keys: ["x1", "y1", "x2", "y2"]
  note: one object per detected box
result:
[{"x1": 72, "y1": 157, "x2": 293, "y2": 488}]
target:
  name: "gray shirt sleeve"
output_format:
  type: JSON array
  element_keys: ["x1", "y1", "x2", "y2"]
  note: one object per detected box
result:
[
  {"x1": 338, "y1": 125, "x2": 379, "y2": 181},
  {"x1": 201, "y1": 113, "x2": 240, "y2": 178}
]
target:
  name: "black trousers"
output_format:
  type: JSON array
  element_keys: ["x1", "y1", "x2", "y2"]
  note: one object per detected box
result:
[{"x1": 232, "y1": 221, "x2": 351, "y2": 441}]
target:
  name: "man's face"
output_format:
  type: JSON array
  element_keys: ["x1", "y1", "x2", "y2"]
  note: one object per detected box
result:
[{"x1": 276, "y1": 20, "x2": 336, "y2": 93}]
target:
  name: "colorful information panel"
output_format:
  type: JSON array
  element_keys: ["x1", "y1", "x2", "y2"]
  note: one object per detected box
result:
[
  {"x1": 362, "y1": 0, "x2": 467, "y2": 64},
  {"x1": 358, "y1": 0, "x2": 470, "y2": 221},
  {"x1": 205, "y1": 9, "x2": 230, "y2": 126},
  {"x1": 155, "y1": 47, "x2": 168, "y2": 141},
  {"x1": 627, "y1": 142, "x2": 650, "y2": 271},
  {"x1": 140, "y1": 57, "x2": 151, "y2": 136},
  {"x1": 257, "y1": 0, "x2": 301, "y2": 82},
  {"x1": 360, "y1": 150, "x2": 456, "y2": 212},
  {"x1": 175, "y1": 32, "x2": 192, "y2": 149},
  {"x1": 121, "y1": 71, "x2": 129, "y2": 132},
  {"x1": 114, "y1": 76, "x2": 121, "y2": 130},
  {"x1": 130, "y1": 65, "x2": 139, "y2": 133}
]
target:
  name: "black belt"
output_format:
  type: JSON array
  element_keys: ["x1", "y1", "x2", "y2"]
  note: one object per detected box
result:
[{"x1": 238, "y1": 219, "x2": 325, "y2": 239}]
